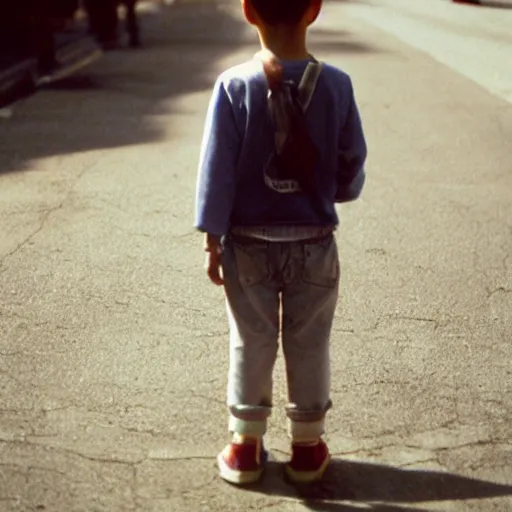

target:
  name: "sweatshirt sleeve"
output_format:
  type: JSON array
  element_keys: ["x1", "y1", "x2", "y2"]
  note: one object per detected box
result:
[
  {"x1": 335, "y1": 78, "x2": 367, "y2": 203},
  {"x1": 194, "y1": 77, "x2": 241, "y2": 236}
]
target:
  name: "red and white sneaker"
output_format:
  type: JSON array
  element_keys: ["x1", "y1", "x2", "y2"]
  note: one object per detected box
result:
[
  {"x1": 217, "y1": 439, "x2": 266, "y2": 485},
  {"x1": 285, "y1": 439, "x2": 331, "y2": 484}
]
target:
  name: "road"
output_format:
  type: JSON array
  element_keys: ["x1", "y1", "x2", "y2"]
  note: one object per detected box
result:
[
  {"x1": 334, "y1": 0, "x2": 512, "y2": 103},
  {"x1": 0, "y1": 0, "x2": 511, "y2": 511}
]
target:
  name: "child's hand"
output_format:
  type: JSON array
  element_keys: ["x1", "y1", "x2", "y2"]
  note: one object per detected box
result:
[
  {"x1": 205, "y1": 250, "x2": 224, "y2": 286},
  {"x1": 204, "y1": 233, "x2": 224, "y2": 286}
]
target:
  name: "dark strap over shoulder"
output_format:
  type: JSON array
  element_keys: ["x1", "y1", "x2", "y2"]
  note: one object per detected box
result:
[{"x1": 298, "y1": 61, "x2": 322, "y2": 111}]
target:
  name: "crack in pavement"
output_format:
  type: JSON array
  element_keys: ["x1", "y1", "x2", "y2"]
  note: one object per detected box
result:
[
  {"x1": 487, "y1": 286, "x2": 512, "y2": 299},
  {"x1": 0, "y1": 203, "x2": 61, "y2": 263},
  {"x1": 0, "y1": 463, "x2": 69, "y2": 478},
  {"x1": 333, "y1": 444, "x2": 397, "y2": 457},
  {"x1": 0, "y1": 160, "x2": 98, "y2": 269},
  {"x1": 404, "y1": 438, "x2": 499, "y2": 452},
  {"x1": 119, "y1": 425, "x2": 165, "y2": 438},
  {"x1": 330, "y1": 436, "x2": 512, "y2": 470},
  {"x1": 396, "y1": 458, "x2": 439, "y2": 468},
  {"x1": 0, "y1": 438, "x2": 219, "y2": 468},
  {"x1": 0, "y1": 439, "x2": 143, "y2": 466},
  {"x1": 364, "y1": 315, "x2": 442, "y2": 335},
  {"x1": 146, "y1": 452, "x2": 216, "y2": 462}
]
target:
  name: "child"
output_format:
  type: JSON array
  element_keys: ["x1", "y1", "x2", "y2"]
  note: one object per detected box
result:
[{"x1": 195, "y1": 0, "x2": 367, "y2": 485}]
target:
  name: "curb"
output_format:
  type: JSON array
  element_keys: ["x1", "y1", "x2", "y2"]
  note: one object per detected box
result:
[
  {"x1": 452, "y1": 0, "x2": 512, "y2": 6},
  {"x1": 0, "y1": 34, "x2": 102, "y2": 108},
  {"x1": 0, "y1": 58, "x2": 38, "y2": 108},
  {"x1": 37, "y1": 36, "x2": 102, "y2": 87}
]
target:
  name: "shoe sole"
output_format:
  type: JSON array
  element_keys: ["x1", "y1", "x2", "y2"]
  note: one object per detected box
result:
[
  {"x1": 285, "y1": 453, "x2": 331, "y2": 484},
  {"x1": 217, "y1": 453, "x2": 264, "y2": 485}
]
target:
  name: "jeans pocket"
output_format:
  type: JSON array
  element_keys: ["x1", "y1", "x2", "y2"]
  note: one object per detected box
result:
[
  {"x1": 302, "y1": 235, "x2": 339, "y2": 288},
  {"x1": 232, "y1": 241, "x2": 269, "y2": 287}
]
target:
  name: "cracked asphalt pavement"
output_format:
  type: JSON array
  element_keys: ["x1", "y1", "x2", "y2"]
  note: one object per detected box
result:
[{"x1": 0, "y1": 0, "x2": 511, "y2": 510}]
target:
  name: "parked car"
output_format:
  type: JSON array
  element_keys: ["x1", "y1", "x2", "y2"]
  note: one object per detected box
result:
[{"x1": 0, "y1": 0, "x2": 102, "y2": 106}]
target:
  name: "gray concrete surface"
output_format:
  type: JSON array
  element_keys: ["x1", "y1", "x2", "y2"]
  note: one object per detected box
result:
[
  {"x1": 0, "y1": 1, "x2": 511, "y2": 510},
  {"x1": 339, "y1": 0, "x2": 512, "y2": 103}
]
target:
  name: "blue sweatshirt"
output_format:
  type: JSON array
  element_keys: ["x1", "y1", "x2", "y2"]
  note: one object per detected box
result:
[{"x1": 195, "y1": 58, "x2": 367, "y2": 236}]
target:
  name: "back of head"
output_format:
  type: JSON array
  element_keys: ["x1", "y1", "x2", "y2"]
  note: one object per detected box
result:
[{"x1": 249, "y1": 0, "x2": 313, "y2": 25}]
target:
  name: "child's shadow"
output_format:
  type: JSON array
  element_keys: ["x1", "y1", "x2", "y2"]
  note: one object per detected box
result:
[{"x1": 246, "y1": 458, "x2": 512, "y2": 511}]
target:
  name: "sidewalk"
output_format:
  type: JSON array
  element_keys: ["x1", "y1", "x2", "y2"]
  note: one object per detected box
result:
[
  {"x1": 453, "y1": 0, "x2": 512, "y2": 6},
  {"x1": 0, "y1": 0, "x2": 238, "y2": 108},
  {"x1": 0, "y1": 1, "x2": 511, "y2": 511}
]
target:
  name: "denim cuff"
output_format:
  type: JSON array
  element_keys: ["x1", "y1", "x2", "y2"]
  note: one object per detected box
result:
[{"x1": 285, "y1": 400, "x2": 332, "y2": 423}]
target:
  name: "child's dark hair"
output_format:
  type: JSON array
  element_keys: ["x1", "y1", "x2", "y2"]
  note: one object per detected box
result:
[{"x1": 249, "y1": 0, "x2": 313, "y2": 25}]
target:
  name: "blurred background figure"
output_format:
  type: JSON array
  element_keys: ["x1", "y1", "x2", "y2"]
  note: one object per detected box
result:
[
  {"x1": 84, "y1": 0, "x2": 140, "y2": 49},
  {"x1": 123, "y1": 0, "x2": 141, "y2": 48}
]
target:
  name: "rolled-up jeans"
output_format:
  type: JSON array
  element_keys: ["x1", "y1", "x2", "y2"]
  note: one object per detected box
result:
[{"x1": 221, "y1": 232, "x2": 339, "y2": 440}]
